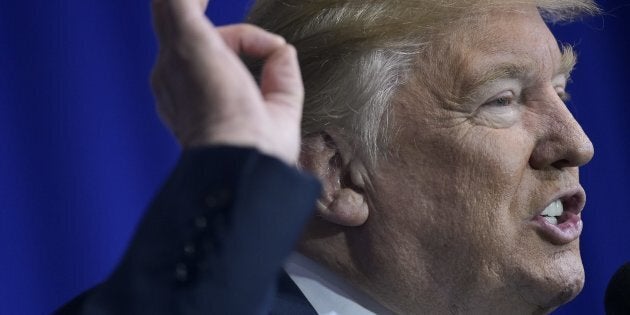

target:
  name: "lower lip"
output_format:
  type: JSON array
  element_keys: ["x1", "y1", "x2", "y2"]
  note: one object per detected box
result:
[{"x1": 531, "y1": 212, "x2": 583, "y2": 245}]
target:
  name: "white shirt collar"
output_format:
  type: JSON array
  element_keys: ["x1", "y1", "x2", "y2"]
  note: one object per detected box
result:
[{"x1": 284, "y1": 252, "x2": 395, "y2": 315}]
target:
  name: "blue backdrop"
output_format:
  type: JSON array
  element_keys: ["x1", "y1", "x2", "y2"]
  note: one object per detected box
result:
[{"x1": 1, "y1": 1, "x2": 628, "y2": 314}]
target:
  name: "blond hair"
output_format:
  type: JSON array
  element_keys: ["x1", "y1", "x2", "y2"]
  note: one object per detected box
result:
[{"x1": 247, "y1": 0, "x2": 599, "y2": 162}]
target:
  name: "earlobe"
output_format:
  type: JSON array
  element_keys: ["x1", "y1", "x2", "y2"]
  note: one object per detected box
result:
[
  {"x1": 317, "y1": 187, "x2": 368, "y2": 226},
  {"x1": 300, "y1": 133, "x2": 369, "y2": 227}
]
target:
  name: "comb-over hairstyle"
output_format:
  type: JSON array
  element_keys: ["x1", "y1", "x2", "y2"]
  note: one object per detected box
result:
[{"x1": 247, "y1": 0, "x2": 599, "y2": 162}]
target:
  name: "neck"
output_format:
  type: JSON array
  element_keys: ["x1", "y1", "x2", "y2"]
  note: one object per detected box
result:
[
  {"x1": 297, "y1": 227, "x2": 548, "y2": 315},
  {"x1": 286, "y1": 253, "x2": 395, "y2": 315}
]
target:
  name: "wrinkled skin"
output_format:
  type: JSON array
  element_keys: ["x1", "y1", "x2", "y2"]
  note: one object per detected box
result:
[{"x1": 301, "y1": 6, "x2": 594, "y2": 315}]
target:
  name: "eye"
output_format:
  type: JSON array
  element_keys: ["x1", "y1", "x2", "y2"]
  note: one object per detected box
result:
[{"x1": 484, "y1": 91, "x2": 516, "y2": 107}]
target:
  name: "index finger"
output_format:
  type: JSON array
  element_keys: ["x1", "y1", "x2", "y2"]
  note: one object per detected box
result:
[{"x1": 218, "y1": 24, "x2": 287, "y2": 59}]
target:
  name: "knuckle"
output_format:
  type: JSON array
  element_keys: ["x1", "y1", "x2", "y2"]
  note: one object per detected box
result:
[
  {"x1": 223, "y1": 23, "x2": 262, "y2": 38},
  {"x1": 229, "y1": 23, "x2": 252, "y2": 35},
  {"x1": 237, "y1": 23, "x2": 258, "y2": 34}
]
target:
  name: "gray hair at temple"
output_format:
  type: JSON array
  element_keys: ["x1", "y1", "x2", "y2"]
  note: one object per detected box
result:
[{"x1": 247, "y1": 0, "x2": 599, "y2": 163}]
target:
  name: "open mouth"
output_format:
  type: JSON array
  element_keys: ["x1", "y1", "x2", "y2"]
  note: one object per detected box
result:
[
  {"x1": 540, "y1": 199, "x2": 563, "y2": 225},
  {"x1": 532, "y1": 192, "x2": 584, "y2": 245}
]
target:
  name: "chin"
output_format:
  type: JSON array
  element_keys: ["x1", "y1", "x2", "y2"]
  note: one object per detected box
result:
[
  {"x1": 516, "y1": 246, "x2": 585, "y2": 311},
  {"x1": 538, "y1": 272, "x2": 584, "y2": 310}
]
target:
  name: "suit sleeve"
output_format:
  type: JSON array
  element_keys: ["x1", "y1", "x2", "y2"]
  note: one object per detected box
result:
[{"x1": 55, "y1": 146, "x2": 321, "y2": 315}]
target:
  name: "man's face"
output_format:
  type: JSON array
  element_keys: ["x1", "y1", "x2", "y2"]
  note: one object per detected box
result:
[{"x1": 352, "y1": 6, "x2": 594, "y2": 314}]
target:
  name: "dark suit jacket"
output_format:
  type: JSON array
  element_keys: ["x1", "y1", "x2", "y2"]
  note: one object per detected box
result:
[{"x1": 55, "y1": 147, "x2": 320, "y2": 315}]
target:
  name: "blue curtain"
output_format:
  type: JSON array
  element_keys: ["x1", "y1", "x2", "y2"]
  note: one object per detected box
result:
[{"x1": 0, "y1": 1, "x2": 627, "y2": 314}]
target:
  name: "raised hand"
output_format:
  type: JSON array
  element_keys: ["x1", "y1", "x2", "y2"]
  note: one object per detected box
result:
[{"x1": 150, "y1": 0, "x2": 304, "y2": 165}]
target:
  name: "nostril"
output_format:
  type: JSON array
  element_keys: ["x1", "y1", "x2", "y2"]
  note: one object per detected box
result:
[{"x1": 551, "y1": 158, "x2": 571, "y2": 169}]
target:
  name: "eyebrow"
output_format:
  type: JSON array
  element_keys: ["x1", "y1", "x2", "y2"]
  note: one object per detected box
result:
[
  {"x1": 558, "y1": 44, "x2": 578, "y2": 81},
  {"x1": 461, "y1": 45, "x2": 578, "y2": 98}
]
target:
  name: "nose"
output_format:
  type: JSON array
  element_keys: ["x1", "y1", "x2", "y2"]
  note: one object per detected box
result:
[{"x1": 528, "y1": 97, "x2": 594, "y2": 170}]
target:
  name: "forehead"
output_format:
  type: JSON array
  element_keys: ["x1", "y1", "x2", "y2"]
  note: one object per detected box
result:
[
  {"x1": 414, "y1": 6, "x2": 570, "y2": 101},
  {"x1": 463, "y1": 9, "x2": 563, "y2": 72}
]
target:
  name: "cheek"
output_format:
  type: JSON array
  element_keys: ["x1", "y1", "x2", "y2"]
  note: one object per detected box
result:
[
  {"x1": 376, "y1": 124, "x2": 535, "y2": 249},
  {"x1": 365, "y1": 122, "x2": 541, "y2": 295},
  {"x1": 449, "y1": 128, "x2": 535, "y2": 247},
  {"x1": 408, "y1": 125, "x2": 532, "y2": 211},
  {"x1": 467, "y1": 125, "x2": 531, "y2": 171}
]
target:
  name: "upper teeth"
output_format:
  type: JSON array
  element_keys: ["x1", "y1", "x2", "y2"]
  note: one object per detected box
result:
[{"x1": 541, "y1": 200, "x2": 563, "y2": 221}]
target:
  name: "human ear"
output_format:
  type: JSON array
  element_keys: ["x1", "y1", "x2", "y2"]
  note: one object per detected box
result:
[{"x1": 299, "y1": 132, "x2": 369, "y2": 226}]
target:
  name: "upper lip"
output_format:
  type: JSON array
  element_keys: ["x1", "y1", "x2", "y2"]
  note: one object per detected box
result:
[{"x1": 535, "y1": 186, "x2": 586, "y2": 218}]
